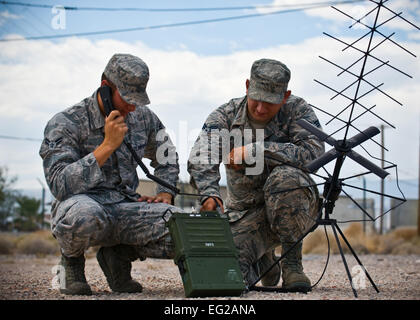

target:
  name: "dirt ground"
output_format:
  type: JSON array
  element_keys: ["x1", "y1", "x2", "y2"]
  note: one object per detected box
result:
[{"x1": 0, "y1": 253, "x2": 419, "y2": 301}]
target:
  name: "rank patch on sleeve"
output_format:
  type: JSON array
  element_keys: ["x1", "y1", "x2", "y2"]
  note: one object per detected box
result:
[{"x1": 45, "y1": 137, "x2": 63, "y2": 149}]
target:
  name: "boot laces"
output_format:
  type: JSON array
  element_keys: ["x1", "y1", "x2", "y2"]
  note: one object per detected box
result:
[
  {"x1": 282, "y1": 244, "x2": 303, "y2": 274},
  {"x1": 283, "y1": 258, "x2": 303, "y2": 274}
]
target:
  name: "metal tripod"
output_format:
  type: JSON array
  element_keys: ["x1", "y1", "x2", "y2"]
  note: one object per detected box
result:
[{"x1": 250, "y1": 120, "x2": 387, "y2": 298}]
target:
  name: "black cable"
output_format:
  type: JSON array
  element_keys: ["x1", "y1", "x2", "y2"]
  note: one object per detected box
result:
[
  {"x1": 311, "y1": 225, "x2": 330, "y2": 289},
  {"x1": 0, "y1": 0, "x2": 367, "y2": 42},
  {"x1": 337, "y1": 164, "x2": 406, "y2": 224}
]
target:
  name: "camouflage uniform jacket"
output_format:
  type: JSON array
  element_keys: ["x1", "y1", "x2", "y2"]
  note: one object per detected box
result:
[
  {"x1": 188, "y1": 95, "x2": 325, "y2": 222},
  {"x1": 40, "y1": 89, "x2": 179, "y2": 205}
]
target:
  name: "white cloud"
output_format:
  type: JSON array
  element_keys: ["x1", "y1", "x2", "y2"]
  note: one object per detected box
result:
[
  {"x1": 0, "y1": 10, "x2": 21, "y2": 27},
  {"x1": 0, "y1": 34, "x2": 418, "y2": 193},
  {"x1": 408, "y1": 32, "x2": 420, "y2": 40},
  {"x1": 259, "y1": 0, "x2": 420, "y2": 32}
]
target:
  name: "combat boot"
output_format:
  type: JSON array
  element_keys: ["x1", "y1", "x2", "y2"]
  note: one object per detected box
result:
[
  {"x1": 255, "y1": 250, "x2": 281, "y2": 286},
  {"x1": 58, "y1": 254, "x2": 92, "y2": 295},
  {"x1": 97, "y1": 244, "x2": 143, "y2": 293},
  {"x1": 281, "y1": 241, "x2": 311, "y2": 292}
]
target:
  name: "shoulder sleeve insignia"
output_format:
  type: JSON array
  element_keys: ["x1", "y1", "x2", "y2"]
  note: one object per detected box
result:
[{"x1": 45, "y1": 137, "x2": 63, "y2": 149}]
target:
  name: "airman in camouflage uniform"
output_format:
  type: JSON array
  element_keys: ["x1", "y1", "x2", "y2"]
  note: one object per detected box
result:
[
  {"x1": 40, "y1": 54, "x2": 182, "y2": 295},
  {"x1": 188, "y1": 59, "x2": 325, "y2": 290}
]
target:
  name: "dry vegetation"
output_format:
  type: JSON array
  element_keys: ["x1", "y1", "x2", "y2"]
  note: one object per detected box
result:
[
  {"x1": 0, "y1": 230, "x2": 60, "y2": 256},
  {"x1": 301, "y1": 223, "x2": 420, "y2": 255},
  {"x1": 0, "y1": 223, "x2": 419, "y2": 257}
]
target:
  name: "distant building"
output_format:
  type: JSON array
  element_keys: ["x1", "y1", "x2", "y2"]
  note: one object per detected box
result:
[
  {"x1": 390, "y1": 199, "x2": 418, "y2": 230},
  {"x1": 330, "y1": 196, "x2": 375, "y2": 222},
  {"x1": 327, "y1": 196, "x2": 376, "y2": 232}
]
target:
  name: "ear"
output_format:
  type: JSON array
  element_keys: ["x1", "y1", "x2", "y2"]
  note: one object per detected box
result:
[
  {"x1": 279, "y1": 90, "x2": 291, "y2": 105},
  {"x1": 245, "y1": 79, "x2": 250, "y2": 94},
  {"x1": 101, "y1": 79, "x2": 109, "y2": 87}
]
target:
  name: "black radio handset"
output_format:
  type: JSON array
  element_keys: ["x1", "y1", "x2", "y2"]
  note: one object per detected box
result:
[
  {"x1": 98, "y1": 85, "x2": 115, "y2": 117},
  {"x1": 97, "y1": 85, "x2": 180, "y2": 196}
]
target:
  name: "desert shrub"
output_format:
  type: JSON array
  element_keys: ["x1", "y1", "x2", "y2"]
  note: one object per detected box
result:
[
  {"x1": 0, "y1": 234, "x2": 16, "y2": 254},
  {"x1": 15, "y1": 230, "x2": 59, "y2": 256},
  {"x1": 391, "y1": 242, "x2": 420, "y2": 255},
  {"x1": 411, "y1": 236, "x2": 420, "y2": 247},
  {"x1": 302, "y1": 222, "x2": 420, "y2": 255},
  {"x1": 390, "y1": 227, "x2": 417, "y2": 242},
  {"x1": 340, "y1": 223, "x2": 369, "y2": 254},
  {"x1": 343, "y1": 222, "x2": 364, "y2": 239},
  {"x1": 16, "y1": 237, "x2": 59, "y2": 255},
  {"x1": 371, "y1": 235, "x2": 405, "y2": 254},
  {"x1": 303, "y1": 223, "x2": 369, "y2": 255},
  {"x1": 303, "y1": 228, "x2": 327, "y2": 254}
]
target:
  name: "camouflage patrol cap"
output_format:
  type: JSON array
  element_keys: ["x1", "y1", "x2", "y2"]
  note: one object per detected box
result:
[
  {"x1": 103, "y1": 53, "x2": 150, "y2": 106},
  {"x1": 248, "y1": 58, "x2": 291, "y2": 104}
]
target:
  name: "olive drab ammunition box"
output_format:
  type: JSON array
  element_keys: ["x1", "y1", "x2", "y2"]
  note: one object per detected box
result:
[{"x1": 166, "y1": 211, "x2": 246, "y2": 297}]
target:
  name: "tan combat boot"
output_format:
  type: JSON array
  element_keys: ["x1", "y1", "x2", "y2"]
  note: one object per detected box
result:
[
  {"x1": 256, "y1": 250, "x2": 281, "y2": 286},
  {"x1": 58, "y1": 254, "x2": 92, "y2": 295},
  {"x1": 281, "y1": 241, "x2": 311, "y2": 292},
  {"x1": 97, "y1": 244, "x2": 143, "y2": 293}
]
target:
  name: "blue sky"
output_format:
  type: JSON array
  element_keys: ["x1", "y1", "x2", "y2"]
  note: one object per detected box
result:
[
  {"x1": 1, "y1": 0, "x2": 347, "y2": 53},
  {"x1": 3, "y1": 0, "x2": 417, "y2": 53},
  {"x1": 0, "y1": 0, "x2": 419, "y2": 213}
]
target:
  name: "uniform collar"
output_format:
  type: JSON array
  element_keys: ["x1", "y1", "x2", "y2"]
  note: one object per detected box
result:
[{"x1": 232, "y1": 96, "x2": 249, "y2": 127}]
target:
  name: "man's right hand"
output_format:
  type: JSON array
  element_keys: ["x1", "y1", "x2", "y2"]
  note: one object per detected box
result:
[
  {"x1": 103, "y1": 110, "x2": 128, "y2": 150},
  {"x1": 201, "y1": 197, "x2": 225, "y2": 213},
  {"x1": 94, "y1": 110, "x2": 128, "y2": 167}
]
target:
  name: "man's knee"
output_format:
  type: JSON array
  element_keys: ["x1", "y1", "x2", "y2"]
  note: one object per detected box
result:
[
  {"x1": 263, "y1": 166, "x2": 318, "y2": 243},
  {"x1": 52, "y1": 195, "x2": 115, "y2": 256},
  {"x1": 113, "y1": 201, "x2": 183, "y2": 257},
  {"x1": 263, "y1": 165, "x2": 317, "y2": 206},
  {"x1": 266, "y1": 188, "x2": 318, "y2": 242},
  {"x1": 263, "y1": 166, "x2": 305, "y2": 194}
]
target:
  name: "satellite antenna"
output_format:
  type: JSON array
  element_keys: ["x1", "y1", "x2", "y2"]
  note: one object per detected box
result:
[{"x1": 250, "y1": 0, "x2": 418, "y2": 297}]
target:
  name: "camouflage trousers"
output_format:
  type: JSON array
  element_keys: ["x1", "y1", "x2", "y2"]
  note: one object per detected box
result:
[
  {"x1": 229, "y1": 165, "x2": 319, "y2": 285},
  {"x1": 51, "y1": 194, "x2": 184, "y2": 259}
]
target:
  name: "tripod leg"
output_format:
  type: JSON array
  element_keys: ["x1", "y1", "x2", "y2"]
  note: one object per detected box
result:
[
  {"x1": 334, "y1": 224, "x2": 380, "y2": 293},
  {"x1": 330, "y1": 223, "x2": 358, "y2": 298}
]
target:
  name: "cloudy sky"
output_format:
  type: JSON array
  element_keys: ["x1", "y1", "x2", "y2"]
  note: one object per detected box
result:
[{"x1": 0, "y1": 0, "x2": 419, "y2": 207}]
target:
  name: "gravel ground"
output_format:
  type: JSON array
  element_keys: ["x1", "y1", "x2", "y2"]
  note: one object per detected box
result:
[{"x1": 0, "y1": 254, "x2": 419, "y2": 300}]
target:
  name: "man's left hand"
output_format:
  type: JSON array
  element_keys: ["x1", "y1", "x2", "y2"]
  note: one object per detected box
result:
[{"x1": 138, "y1": 192, "x2": 173, "y2": 204}]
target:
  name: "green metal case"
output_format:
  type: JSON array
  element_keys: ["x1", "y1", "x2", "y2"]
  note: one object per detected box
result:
[{"x1": 166, "y1": 211, "x2": 246, "y2": 297}]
